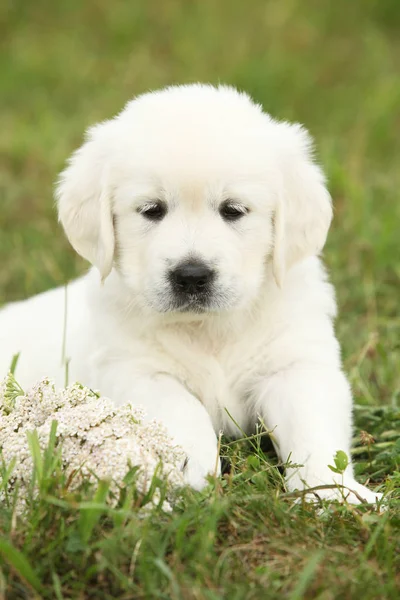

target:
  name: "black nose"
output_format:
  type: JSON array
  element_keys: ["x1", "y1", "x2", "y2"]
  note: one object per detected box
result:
[{"x1": 170, "y1": 261, "x2": 215, "y2": 294}]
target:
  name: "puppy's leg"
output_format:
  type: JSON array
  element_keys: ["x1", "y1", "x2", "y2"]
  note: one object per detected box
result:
[
  {"x1": 101, "y1": 371, "x2": 220, "y2": 490},
  {"x1": 255, "y1": 367, "x2": 382, "y2": 505}
]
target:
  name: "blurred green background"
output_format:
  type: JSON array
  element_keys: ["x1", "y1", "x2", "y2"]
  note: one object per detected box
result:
[{"x1": 1, "y1": 0, "x2": 399, "y2": 405}]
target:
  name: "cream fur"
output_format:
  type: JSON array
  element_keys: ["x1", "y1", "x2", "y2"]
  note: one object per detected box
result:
[{"x1": 0, "y1": 84, "x2": 381, "y2": 504}]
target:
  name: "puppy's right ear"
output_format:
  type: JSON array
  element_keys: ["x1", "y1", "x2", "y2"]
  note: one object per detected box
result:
[{"x1": 56, "y1": 122, "x2": 114, "y2": 281}]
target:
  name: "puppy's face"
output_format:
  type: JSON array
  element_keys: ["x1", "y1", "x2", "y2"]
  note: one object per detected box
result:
[
  {"x1": 57, "y1": 85, "x2": 332, "y2": 316},
  {"x1": 113, "y1": 141, "x2": 276, "y2": 313}
]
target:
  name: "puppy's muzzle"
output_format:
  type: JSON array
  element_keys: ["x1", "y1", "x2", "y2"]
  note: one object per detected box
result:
[{"x1": 169, "y1": 260, "x2": 215, "y2": 297}]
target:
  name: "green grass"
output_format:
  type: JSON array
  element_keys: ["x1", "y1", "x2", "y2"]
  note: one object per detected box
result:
[{"x1": 1, "y1": 0, "x2": 399, "y2": 597}]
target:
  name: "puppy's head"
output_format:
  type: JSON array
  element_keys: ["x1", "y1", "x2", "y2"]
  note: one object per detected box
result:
[{"x1": 56, "y1": 84, "x2": 332, "y2": 314}]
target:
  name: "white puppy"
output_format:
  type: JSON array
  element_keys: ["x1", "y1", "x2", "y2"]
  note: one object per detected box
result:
[{"x1": 0, "y1": 84, "x2": 380, "y2": 504}]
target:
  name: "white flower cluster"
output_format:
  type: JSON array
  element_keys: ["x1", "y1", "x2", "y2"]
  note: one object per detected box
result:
[{"x1": 0, "y1": 375, "x2": 185, "y2": 512}]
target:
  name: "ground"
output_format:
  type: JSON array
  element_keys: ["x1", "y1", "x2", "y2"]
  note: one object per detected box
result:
[{"x1": 0, "y1": 1, "x2": 399, "y2": 598}]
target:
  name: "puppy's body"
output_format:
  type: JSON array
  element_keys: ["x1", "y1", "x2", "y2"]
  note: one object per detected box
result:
[{"x1": 0, "y1": 84, "x2": 381, "y2": 503}]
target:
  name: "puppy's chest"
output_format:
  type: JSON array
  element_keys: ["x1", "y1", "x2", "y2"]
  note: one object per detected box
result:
[{"x1": 156, "y1": 326, "x2": 271, "y2": 432}]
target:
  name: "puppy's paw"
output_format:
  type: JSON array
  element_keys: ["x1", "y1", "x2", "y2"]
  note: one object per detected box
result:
[
  {"x1": 290, "y1": 476, "x2": 383, "y2": 509},
  {"x1": 181, "y1": 454, "x2": 221, "y2": 491},
  {"x1": 339, "y1": 478, "x2": 383, "y2": 507}
]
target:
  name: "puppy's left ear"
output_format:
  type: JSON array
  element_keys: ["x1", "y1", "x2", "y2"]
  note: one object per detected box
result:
[
  {"x1": 56, "y1": 122, "x2": 115, "y2": 281},
  {"x1": 272, "y1": 124, "x2": 332, "y2": 287}
]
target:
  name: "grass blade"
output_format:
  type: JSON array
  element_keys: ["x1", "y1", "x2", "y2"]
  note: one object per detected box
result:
[
  {"x1": 0, "y1": 539, "x2": 43, "y2": 594},
  {"x1": 8, "y1": 353, "x2": 20, "y2": 376},
  {"x1": 78, "y1": 479, "x2": 110, "y2": 543},
  {"x1": 289, "y1": 551, "x2": 324, "y2": 600},
  {"x1": 26, "y1": 430, "x2": 43, "y2": 483}
]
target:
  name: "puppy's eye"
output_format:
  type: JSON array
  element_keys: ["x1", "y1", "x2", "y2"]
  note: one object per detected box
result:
[
  {"x1": 138, "y1": 201, "x2": 167, "y2": 222},
  {"x1": 219, "y1": 201, "x2": 248, "y2": 222}
]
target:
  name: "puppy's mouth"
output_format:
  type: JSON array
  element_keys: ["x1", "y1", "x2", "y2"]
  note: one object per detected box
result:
[
  {"x1": 171, "y1": 293, "x2": 211, "y2": 314},
  {"x1": 159, "y1": 287, "x2": 237, "y2": 315}
]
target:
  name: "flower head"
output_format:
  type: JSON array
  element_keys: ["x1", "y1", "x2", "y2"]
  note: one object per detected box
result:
[{"x1": 0, "y1": 375, "x2": 185, "y2": 513}]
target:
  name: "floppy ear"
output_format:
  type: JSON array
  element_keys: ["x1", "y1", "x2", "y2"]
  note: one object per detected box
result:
[
  {"x1": 272, "y1": 124, "x2": 332, "y2": 287},
  {"x1": 56, "y1": 122, "x2": 115, "y2": 281}
]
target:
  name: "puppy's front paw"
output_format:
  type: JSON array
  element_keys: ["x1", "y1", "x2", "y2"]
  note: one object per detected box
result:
[
  {"x1": 181, "y1": 454, "x2": 221, "y2": 491},
  {"x1": 339, "y1": 478, "x2": 383, "y2": 506},
  {"x1": 288, "y1": 473, "x2": 383, "y2": 508}
]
